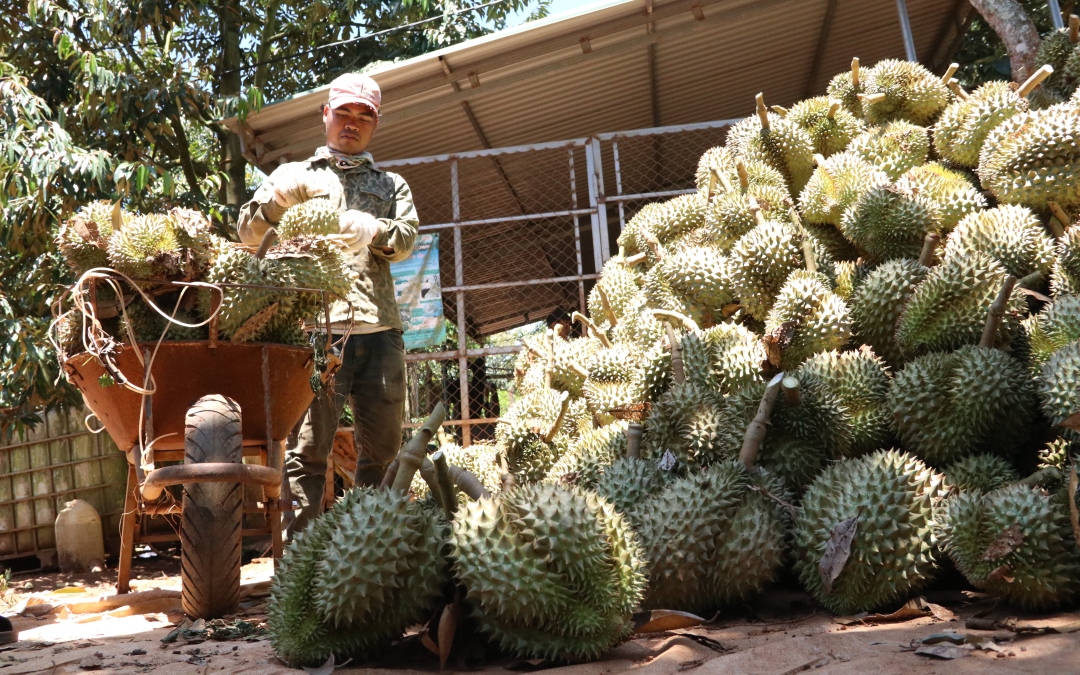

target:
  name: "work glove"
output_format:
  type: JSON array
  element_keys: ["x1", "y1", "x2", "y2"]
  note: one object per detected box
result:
[
  {"x1": 269, "y1": 174, "x2": 330, "y2": 210},
  {"x1": 336, "y1": 210, "x2": 383, "y2": 252}
]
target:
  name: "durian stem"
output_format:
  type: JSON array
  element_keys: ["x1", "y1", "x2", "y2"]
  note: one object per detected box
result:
[
  {"x1": 716, "y1": 168, "x2": 734, "y2": 193},
  {"x1": 770, "y1": 105, "x2": 789, "y2": 116},
  {"x1": 544, "y1": 329, "x2": 555, "y2": 389},
  {"x1": 1018, "y1": 269, "x2": 1044, "y2": 290},
  {"x1": 666, "y1": 323, "x2": 685, "y2": 385},
  {"x1": 543, "y1": 391, "x2": 571, "y2": 443},
  {"x1": 569, "y1": 361, "x2": 589, "y2": 379},
  {"x1": 1017, "y1": 64, "x2": 1054, "y2": 97},
  {"x1": 980, "y1": 275, "x2": 1018, "y2": 349},
  {"x1": 747, "y1": 195, "x2": 767, "y2": 228},
  {"x1": 448, "y1": 464, "x2": 490, "y2": 500},
  {"x1": 781, "y1": 375, "x2": 800, "y2": 407},
  {"x1": 596, "y1": 286, "x2": 618, "y2": 328},
  {"x1": 850, "y1": 57, "x2": 860, "y2": 87},
  {"x1": 740, "y1": 372, "x2": 784, "y2": 471},
  {"x1": 391, "y1": 402, "x2": 446, "y2": 493},
  {"x1": 755, "y1": 93, "x2": 769, "y2": 128},
  {"x1": 947, "y1": 79, "x2": 969, "y2": 100},
  {"x1": 649, "y1": 309, "x2": 701, "y2": 332},
  {"x1": 813, "y1": 153, "x2": 826, "y2": 167},
  {"x1": 941, "y1": 62, "x2": 959, "y2": 83},
  {"x1": 918, "y1": 232, "x2": 941, "y2": 267},
  {"x1": 572, "y1": 311, "x2": 613, "y2": 348},
  {"x1": 500, "y1": 472, "x2": 516, "y2": 491},
  {"x1": 255, "y1": 227, "x2": 278, "y2": 259},
  {"x1": 111, "y1": 199, "x2": 125, "y2": 232},
  {"x1": 736, "y1": 159, "x2": 750, "y2": 191},
  {"x1": 706, "y1": 167, "x2": 719, "y2": 201},
  {"x1": 826, "y1": 100, "x2": 841, "y2": 119},
  {"x1": 1048, "y1": 201, "x2": 1071, "y2": 236},
  {"x1": 380, "y1": 459, "x2": 399, "y2": 490},
  {"x1": 625, "y1": 421, "x2": 643, "y2": 459},
  {"x1": 624, "y1": 252, "x2": 648, "y2": 267},
  {"x1": 1071, "y1": 14, "x2": 1079, "y2": 43},
  {"x1": 643, "y1": 232, "x2": 665, "y2": 262},
  {"x1": 432, "y1": 451, "x2": 458, "y2": 516},
  {"x1": 790, "y1": 210, "x2": 817, "y2": 273},
  {"x1": 1017, "y1": 466, "x2": 1062, "y2": 487},
  {"x1": 857, "y1": 92, "x2": 886, "y2": 105}
]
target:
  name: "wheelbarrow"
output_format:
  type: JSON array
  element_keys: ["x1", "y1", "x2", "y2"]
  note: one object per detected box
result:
[{"x1": 60, "y1": 271, "x2": 343, "y2": 620}]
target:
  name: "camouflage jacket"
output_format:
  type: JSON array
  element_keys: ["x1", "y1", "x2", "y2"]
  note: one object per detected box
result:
[{"x1": 236, "y1": 150, "x2": 418, "y2": 330}]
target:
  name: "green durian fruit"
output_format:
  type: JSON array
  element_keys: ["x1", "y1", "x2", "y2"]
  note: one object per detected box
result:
[
  {"x1": 978, "y1": 105, "x2": 1080, "y2": 209},
  {"x1": 896, "y1": 252, "x2": 1025, "y2": 357},
  {"x1": 726, "y1": 104, "x2": 816, "y2": 197},
  {"x1": 260, "y1": 315, "x2": 309, "y2": 347},
  {"x1": 764, "y1": 270, "x2": 851, "y2": 370},
  {"x1": 450, "y1": 484, "x2": 646, "y2": 661},
  {"x1": 840, "y1": 183, "x2": 941, "y2": 262},
  {"x1": 168, "y1": 207, "x2": 216, "y2": 279},
  {"x1": 805, "y1": 222, "x2": 861, "y2": 263},
  {"x1": 847, "y1": 121, "x2": 930, "y2": 180},
  {"x1": 635, "y1": 345, "x2": 672, "y2": 402},
  {"x1": 937, "y1": 484, "x2": 1080, "y2": 609},
  {"x1": 544, "y1": 420, "x2": 628, "y2": 488},
  {"x1": 862, "y1": 59, "x2": 950, "y2": 125},
  {"x1": 695, "y1": 146, "x2": 730, "y2": 193},
  {"x1": 827, "y1": 60, "x2": 865, "y2": 118},
  {"x1": 1052, "y1": 226, "x2": 1080, "y2": 295},
  {"x1": 1023, "y1": 295, "x2": 1080, "y2": 374},
  {"x1": 794, "y1": 450, "x2": 945, "y2": 614},
  {"x1": 594, "y1": 456, "x2": 670, "y2": 522},
  {"x1": 1036, "y1": 28, "x2": 1079, "y2": 96},
  {"x1": 944, "y1": 454, "x2": 1019, "y2": 493},
  {"x1": 646, "y1": 248, "x2": 732, "y2": 324},
  {"x1": 694, "y1": 148, "x2": 789, "y2": 197},
  {"x1": 933, "y1": 81, "x2": 1030, "y2": 168},
  {"x1": 198, "y1": 243, "x2": 297, "y2": 339},
  {"x1": 798, "y1": 152, "x2": 889, "y2": 226},
  {"x1": 107, "y1": 214, "x2": 182, "y2": 279},
  {"x1": 277, "y1": 198, "x2": 340, "y2": 240},
  {"x1": 799, "y1": 349, "x2": 891, "y2": 456},
  {"x1": 643, "y1": 193, "x2": 708, "y2": 248},
  {"x1": 831, "y1": 259, "x2": 871, "y2": 300},
  {"x1": 851, "y1": 258, "x2": 928, "y2": 367},
  {"x1": 786, "y1": 96, "x2": 865, "y2": 157},
  {"x1": 728, "y1": 219, "x2": 804, "y2": 319},
  {"x1": 610, "y1": 294, "x2": 666, "y2": 352},
  {"x1": 942, "y1": 205, "x2": 1054, "y2": 281},
  {"x1": 497, "y1": 389, "x2": 574, "y2": 482},
  {"x1": 270, "y1": 236, "x2": 358, "y2": 317},
  {"x1": 410, "y1": 442, "x2": 502, "y2": 502},
  {"x1": 633, "y1": 465, "x2": 746, "y2": 612},
  {"x1": 896, "y1": 163, "x2": 987, "y2": 233},
  {"x1": 583, "y1": 348, "x2": 645, "y2": 422},
  {"x1": 704, "y1": 184, "x2": 791, "y2": 249},
  {"x1": 56, "y1": 201, "x2": 129, "y2": 272},
  {"x1": 643, "y1": 382, "x2": 739, "y2": 468},
  {"x1": 705, "y1": 322, "x2": 765, "y2": 395},
  {"x1": 120, "y1": 298, "x2": 206, "y2": 342},
  {"x1": 588, "y1": 259, "x2": 642, "y2": 330},
  {"x1": 55, "y1": 312, "x2": 84, "y2": 354},
  {"x1": 617, "y1": 202, "x2": 665, "y2": 256},
  {"x1": 888, "y1": 346, "x2": 1037, "y2": 465},
  {"x1": 312, "y1": 488, "x2": 445, "y2": 630},
  {"x1": 1040, "y1": 340, "x2": 1080, "y2": 440}
]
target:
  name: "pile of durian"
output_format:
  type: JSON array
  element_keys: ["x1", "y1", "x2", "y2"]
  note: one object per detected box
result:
[
  {"x1": 268, "y1": 55, "x2": 1080, "y2": 666},
  {"x1": 52, "y1": 199, "x2": 357, "y2": 351}
]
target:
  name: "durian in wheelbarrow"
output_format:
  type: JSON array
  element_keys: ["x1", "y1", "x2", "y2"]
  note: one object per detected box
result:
[
  {"x1": 56, "y1": 201, "x2": 131, "y2": 273},
  {"x1": 107, "y1": 213, "x2": 182, "y2": 279}
]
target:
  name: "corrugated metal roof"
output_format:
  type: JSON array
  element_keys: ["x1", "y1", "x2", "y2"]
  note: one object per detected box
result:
[{"x1": 227, "y1": 0, "x2": 966, "y2": 170}]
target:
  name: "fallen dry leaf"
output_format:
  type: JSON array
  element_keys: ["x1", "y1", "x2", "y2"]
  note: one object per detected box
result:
[
  {"x1": 982, "y1": 523, "x2": 1024, "y2": 562},
  {"x1": 632, "y1": 609, "x2": 705, "y2": 634},
  {"x1": 915, "y1": 643, "x2": 971, "y2": 659},
  {"x1": 819, "y1": 515, "x2": 858, "y2": 594}
]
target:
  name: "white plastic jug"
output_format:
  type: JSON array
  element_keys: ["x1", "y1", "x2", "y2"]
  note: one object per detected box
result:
[{"x1": 55, "y1": 499, "x2": 105, "y2": 573}]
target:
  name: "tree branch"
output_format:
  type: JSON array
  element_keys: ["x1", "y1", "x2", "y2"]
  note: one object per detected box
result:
[
  {"x1": 968, "y1": 0, "x2": 1041, "y2": 82},
  {"x1": 167, "y1": 114, "x2": 206, "y2": 202}
]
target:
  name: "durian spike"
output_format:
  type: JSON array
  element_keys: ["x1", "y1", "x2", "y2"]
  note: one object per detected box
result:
[
  {"x1": 857, "y1": 92, "x2": 887, "y2": 106},
  {"x1": 447, "y1": 464, "x2": 491, "y2": 500},
  {"x1": 826, "y1": 100, "x2": 841, "y2": 119},
  {"x1": 947, "y1": 79, "x2": 969, "y2": 100},
  {"x1": 851, "y1": 57, "x2": 860, "y2": 87},
  {"x1": 573, "y1": 310, "x2": 613, "y2": 348},
  {"x1": 979, "y1": 275, "x2": 1018, "y2": 350},
  {"x1": 918, "y1": 232, "x2": 941, "y2": 267},
  {"x1": 755, "y1": 93, "x2": 770, "y2": 129},
  {"x1": 624, "y1": 252, "x2": 648, "y2": 267},
  {"x1": 740, "y1": 371, "x2": 785, "y2": 471},
  {"x1": 1069, "y1": 463, "x2": 1080, "y2": 549},
  {"x1": 941, "y1": 63, "x2": 959, "y2": 83},
  {"x1": 390, "y1": 402, "x2": 446, "y2": 493},
  {"x1": 432, "y1": 451, "x2": 458, "y2": 516},
  {"x1": 625, "y1": 421, "x2": 643, "y2": 459},
  {"x1": 813, "y1": 153, "x2": 827, "y2": 167},
  {"x1": 1048, "y1": 201, "x2": 1071, "y2": 237},
  {"x1": 544, "y1": 328, "x2": 556, "y2": 388},
  {"x1": 543, "y1": 390, "x2": 571, "y2": 443},
  {"x1": 380, "y1": 460, "x2": 400, "y2": 490},
  {"x1": 1017, "y1": 64, "x2": 1054, "y2": 97},
  {"x1": 255, "y1": 227, "x2": 278, "y2": 260},
  {"x1": 1070, "y1": 14, "x2": 1079, "y2": 43},
  {"x1": 736, "y1": 159, "x2": 750, "y2": 191},
  {"x1": 771, "y1": 105, "x2": 789, "y2": 116},
  {"x1": 666, "y1": 323, "x2": 685, "y2": 385},
  {"x1": 781, "y1": 374, "x2": 800, "y2": 407},
  {"x1": 747, "y1": 195, "x2": 767, "y2": 228},
  {"x1": 596, "y1": 285, "x2": 618, "y2": 327},
  {"x1": 648, "y1": 309, "x2": 701, "y2": 332},
  {"x1": 789, "y1": 209, "x2": 817, "y2": 273}
]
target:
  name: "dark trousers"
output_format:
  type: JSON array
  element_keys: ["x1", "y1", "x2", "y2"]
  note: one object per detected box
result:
[{"x1": 283, "y1": 330, "x2": 406, "y2": 537}]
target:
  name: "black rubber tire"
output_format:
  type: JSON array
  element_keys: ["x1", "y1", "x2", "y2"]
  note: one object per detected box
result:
[{"x1": 180, "y1": 394, "x2": 243, "y2": 619}]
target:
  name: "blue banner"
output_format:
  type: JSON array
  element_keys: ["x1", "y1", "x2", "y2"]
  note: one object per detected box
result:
[{"x1": 391, "y1": 233, "x2": 446, "y2": 350}]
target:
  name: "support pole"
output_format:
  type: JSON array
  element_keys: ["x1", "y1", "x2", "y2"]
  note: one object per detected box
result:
[
  {"x1": 1048, "y1": 0, "x2": 1065, "y2": 30},
  {"x1": 896, "y1": 0, "x2": 918, "y2": 62}
]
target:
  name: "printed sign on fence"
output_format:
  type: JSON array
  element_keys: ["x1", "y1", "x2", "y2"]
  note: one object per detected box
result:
[{"x1": 391, "y1": 233, "x2": 446, "y2": 350}]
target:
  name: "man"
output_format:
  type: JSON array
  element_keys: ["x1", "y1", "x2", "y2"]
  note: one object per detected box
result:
[{"x1": 236, "y1": 72, "x2": 418, "y2": 536}]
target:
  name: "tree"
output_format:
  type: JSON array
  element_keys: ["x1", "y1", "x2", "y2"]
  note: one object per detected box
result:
[
  {"x1": 957, "y1": 0, "x2": 1066, "y2": 85},
  {"x1": 0, "y1": 0, "x2": 550, "y2": 437}
]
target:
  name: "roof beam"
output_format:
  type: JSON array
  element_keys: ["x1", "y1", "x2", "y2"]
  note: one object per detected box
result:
[
  {"x1": 929, "y1": 0, "x2": 975, "y2": 71},
  {"x1": 380, "y1": 0, "x2": 798, "y2": 126},
  {"x1": 804, "y1": 0, "x2": 838, "y2": 98},
  {"x1": 645, "y1": 0, "x2": 660, "y2": 128}
]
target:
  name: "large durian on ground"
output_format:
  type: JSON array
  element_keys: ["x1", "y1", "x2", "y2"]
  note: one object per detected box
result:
[
  {"x1": 839, "y1": 183, "x2": 941, "y2": 262},
  {"x1": 850, "y1": 258, "x2": 928, "y2": 367},
  {"x1": 1039, "y1": 340, "x2": 1080, "y2": 440},
  {"x1": 895, "y1": 252, "x2": 1025, "y2": 356},
  {"x1": 937, "y1": 484, "x2": 1080, "y2": 609},
  {"x1": 727, "y1": 218, "x2": 805, "y2": 319},
  {"x1": 545, "y1": 421, "x2": 629, "y2": 488},
  {"x1": 449, "y1": 484, "x2": 646, "y2": 661},
  {"x1": 643, "y1": 381, "x2": 739, "y2": 468},
  {"x1": 942, "y1": 205, "x2": 1054, "y2": 282},
  {"x1": 799, "y1": 348, "x2": 891, "y2": 456},
  {"x1": 763, "y1": 270, "x2": 851, "y2": 370},
  {"x1": 1024, "y1": 295, "x2": 1080, "y2": 373},
  {"x1": 978, "y1": 105, "x2": 1080, "y2": 210},
  {"x1": 794, "y1": 450, "x2": 945, "y2": 615},
  {"x1": 268, "y1": 487, "x2": 446, "y2": 667},
  {"x1": 861, "y1": 59, "x2": 950, "y2": 126},
  {"x1": 887, "y1": 346, "x2": 1037, "y2": 466},
  {"x1": 943, "y1": 454, "x2": 1019, "y2": 493}
]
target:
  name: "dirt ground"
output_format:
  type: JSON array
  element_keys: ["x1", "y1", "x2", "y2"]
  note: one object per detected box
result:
[{"x1": 2, "y1": 557, "x2": 1080, "y2": 674}]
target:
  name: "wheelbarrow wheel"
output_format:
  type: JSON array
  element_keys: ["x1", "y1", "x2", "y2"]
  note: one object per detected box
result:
[{"x1": 180, "y1": 395, "x2": 243, "y2": 619}]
